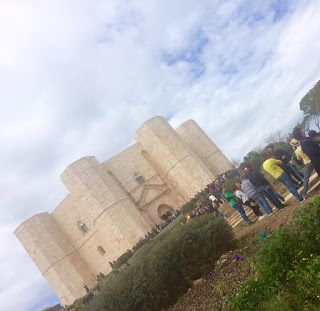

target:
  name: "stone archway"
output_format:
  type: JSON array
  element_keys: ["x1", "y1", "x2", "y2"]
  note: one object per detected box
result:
[{"x1": 158, "y1": 204, "x2": 174, "y2": 220}]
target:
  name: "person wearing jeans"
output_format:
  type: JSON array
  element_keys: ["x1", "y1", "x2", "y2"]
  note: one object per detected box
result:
[
  {"x1": 244, "y1": 166, "x2": 286, "y2": 209},
  {"x1": 291, "y1": 139, "x2": 314, "y2": 198},
  {"x1": 241, "y1": 178, "x2": 273, "y2": 215},
  {"x1": 222, "y1": 188, "x2": 252, "y2": 224},
  {"x1": 232, "y1": 203, "x2": 251, "y2": 223},
  {"x1": 263, "y1": 157, "x2": 304, "y2": 202}
]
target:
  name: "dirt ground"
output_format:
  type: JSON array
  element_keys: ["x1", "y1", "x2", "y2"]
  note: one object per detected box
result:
[
  {"x1": 234, "y1": 191, "x2": 319, "y2": 239},
  {"x1": 167, "y1": 190, "x2": 320, "y2": 311}
]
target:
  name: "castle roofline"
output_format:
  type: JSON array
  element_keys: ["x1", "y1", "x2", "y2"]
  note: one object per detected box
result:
[{"x1": 14, "y1": 212, "x2": 49, "y2": 234}]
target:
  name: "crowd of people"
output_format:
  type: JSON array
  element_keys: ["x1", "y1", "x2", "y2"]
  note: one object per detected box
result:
[
  {"x1": 143, "y1": 209, "x2": 182, "y2": 240},
  {"x1": 185, "y1": 128, "x2": 320, "y2": 226},
  {"x1": 224, "y1": 128, "x2": 320, "y2": 224}
]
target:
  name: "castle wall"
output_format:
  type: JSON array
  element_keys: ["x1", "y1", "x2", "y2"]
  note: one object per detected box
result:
[
  {"x1": 51, "y1": 194, "x2": 96, "y2": 251},
  {"x1": 14, "y1": 213, "x2": 95, "y2": 305},
  {"x1": 102, "y1": 144, "x2": 158, "y2": 192},
  {"x1": 51, "y1": 197, "x2": 117, "y2": 275},
  {"x1": 176, "y1": 120, "x2": 234, "y2": 177},
  {"x1": 60, "y1": 157, "x2": 153, "y2": 269},
  {"x1": 102, "y1": 144, "x2": 181, "y2": 223},
  {"x1": 136, "y1": 116, "x2": 215, "y2": 201}
]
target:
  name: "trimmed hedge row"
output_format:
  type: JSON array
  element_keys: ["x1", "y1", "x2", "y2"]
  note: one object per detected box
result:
[{"x1": 84, "y1": 214, "x2": 236, "y2": 311}]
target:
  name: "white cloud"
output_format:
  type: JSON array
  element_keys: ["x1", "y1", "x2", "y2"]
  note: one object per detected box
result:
[{"x1": 1, "y1": 0, "x2": 320, "y2": 309}]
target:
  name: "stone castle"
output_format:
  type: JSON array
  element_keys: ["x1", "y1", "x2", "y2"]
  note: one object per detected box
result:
[{"x1": 15, "y1": 116, "x2": 233, "y2": 305}]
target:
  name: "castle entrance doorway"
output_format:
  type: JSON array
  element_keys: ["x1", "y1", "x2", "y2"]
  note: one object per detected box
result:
[{"x1": 158, "y1": 204, "x2": 174, "y2": 220}]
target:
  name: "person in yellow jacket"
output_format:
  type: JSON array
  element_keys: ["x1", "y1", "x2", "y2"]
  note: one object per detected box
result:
[
  {"x1": 263, "y1": 155, "x2": 304, "y2": 203},
  {"x1": 290, "y1": 139, "x2": 314, "y2": 198}
]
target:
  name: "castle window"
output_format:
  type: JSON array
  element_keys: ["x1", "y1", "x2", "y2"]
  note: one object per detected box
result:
[
  {"x1": 133, "y1": 172, "x2": 145, "y2": 185},
  {"x1": 98, "y1": 246, "x2": 106, "y2": 255},
  {"x1": 78, "y1": 222, "x2": 88, "y2": 234}
]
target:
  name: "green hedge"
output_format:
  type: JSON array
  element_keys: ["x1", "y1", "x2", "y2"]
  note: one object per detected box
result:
[
  {"x1": 132, "y1": 238, "x2": 148, "y2": 252},
  {"x1": 113, "y1": 251, "x2": 134, "y2": 269},
  {"x1": 83, "y1": 214, "x2": 236, "y2": 311},
  {"x1": 180, "y1": 200, "x2": 196, "y2": 214}
]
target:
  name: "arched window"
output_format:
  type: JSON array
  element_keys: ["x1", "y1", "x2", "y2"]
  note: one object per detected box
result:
[
  {"x1": 98, "y1": 246, "x2": 106, "y2": 255},
  {"x1": 78, "y1": 221, "x2": 88, "y2": 234},
  {"x1": 133, "y1": 172, "x2": 145, "y2": 185}
]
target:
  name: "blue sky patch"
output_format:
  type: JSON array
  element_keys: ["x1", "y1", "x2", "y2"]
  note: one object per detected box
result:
[
  {"x1": 271, "y1": 0, "x2": 294, "y2": 22},
  {"x1": 161, "y1": 28, "x2": 208, "y2": 79}
]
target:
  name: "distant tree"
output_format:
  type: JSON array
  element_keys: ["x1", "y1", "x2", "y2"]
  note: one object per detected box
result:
[
  {"x1": 299, "y1": 80, "x2": 320, "y2": 130},
  {"x1": 223, "y1": 177, "x2": 241, "y2": 193},
  {"x1": 302, "y1": 115, "x2": 312, "y2": 132},
  {"x1": 254, "y1": 146, "x2": 263, "y2": 154},
  {"x1": 265, "y1": 130, "x2": 287, "y2": 144},
  {"x1": 240, "y1": 151, "x2": 263, "y2": 170},
  {"x1": 287, "y1": 119, "x2": 311, "y2": 142},
  {"x1": 231, "y1": 158, "x2": 241, "y2": 168}
]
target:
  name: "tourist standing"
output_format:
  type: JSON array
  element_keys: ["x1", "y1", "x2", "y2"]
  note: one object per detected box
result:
[
  {"x1": 222, "y1": 187, "x2": 253, "y2": 225},
  {"x1": 290, "y1": 139, "x2": 314, "y2": 198},
  {"x1": 293, "y1": 128, "x2": 320, "y2": 176},
  {"x1": 262, "y1": 155, "x2": 304, "y2": 203}
]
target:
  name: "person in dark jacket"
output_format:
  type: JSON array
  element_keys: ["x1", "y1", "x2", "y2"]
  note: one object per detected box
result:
[
  {"x1": 244, "y1": 165, "x2": 287, "y2": 210},
  {"x1": 233, "y1": 184, "x2": 263, "y2": 217},
  {"x1": 308, "y1": 130, "x2": 320, "y2": 145},
  {"x1": 267, "y1": 144, "x2": 304, "y2": 185},
  {"x1": 241, "y1": 178, "x2": 273, "y2": 215},
  {"x1": 293, "y1": 128, "x2": 320, "y2": 177}
]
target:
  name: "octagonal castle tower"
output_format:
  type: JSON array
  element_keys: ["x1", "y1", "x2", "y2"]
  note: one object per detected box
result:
[{"x1": 15, "y1": 116, "x2": 233, "y2": 305}]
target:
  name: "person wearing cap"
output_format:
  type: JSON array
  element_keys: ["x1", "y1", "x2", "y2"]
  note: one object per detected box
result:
[
  {"x1": 290, "y1": 138, "x2": 314, "y2": 198},
  {"x1": 293, "y1": 128, "x2": 320, "y2": 177}
]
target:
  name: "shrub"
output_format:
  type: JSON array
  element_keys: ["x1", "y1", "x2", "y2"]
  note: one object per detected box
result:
[
  {"x1": 180, "y1": 200, "x2": 196, "y2": 214},
  {"x1": 132, "y1": 238, "x2": 148, "y2": 252},
  {"x1": 230, "y1": 197, "x2": 320, "y2": 310},
  {"x1": 114, "y1": 251, "x2": 134, "y2": 269},
  {"x1": 83, "y1": 214, "x2": 236, "y2": 311},
  {"x1": 222, "y1": 177, "x2": 240, "y2": 193}
]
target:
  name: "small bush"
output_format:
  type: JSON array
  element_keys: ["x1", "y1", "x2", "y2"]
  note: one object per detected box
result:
[
  {"x1": 83, "y1": 214, "x2": 236, "y2": 311},
  {"x1": 180, "y1": 200, "x2": 196, "y2": 214},
  {"x1": 114, "y1": 251, "x2": 134, "y2": 269},
  {"x1": 132, "y1": 238, "x2": 148, "y2": 252},
  {"x1": 222, "y1": 177, "x2": 240, "y2": 193}
]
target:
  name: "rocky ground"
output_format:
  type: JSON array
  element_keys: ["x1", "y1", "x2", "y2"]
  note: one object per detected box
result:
[{"x1": 167, "y1": 191, "x2": 320, "y2": 311}]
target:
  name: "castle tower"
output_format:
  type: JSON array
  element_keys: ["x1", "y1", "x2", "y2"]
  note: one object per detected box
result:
[
  {"x1": 60, "y1": 157, "x2": 153, "y2": 269},
  {"x1": 14, "y1": 213, "x2": 95, "y2": 305},
  {"x1": 176, "y1": 120, "x2": 233, "y2": 177},
  {"x1": 136, "y1": 116, "x2": 215, "y2": 201}
]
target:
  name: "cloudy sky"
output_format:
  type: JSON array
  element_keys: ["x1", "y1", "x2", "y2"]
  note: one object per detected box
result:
[{"x1": 1, "y1": 0, "x2": 320, "y2": 310}]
